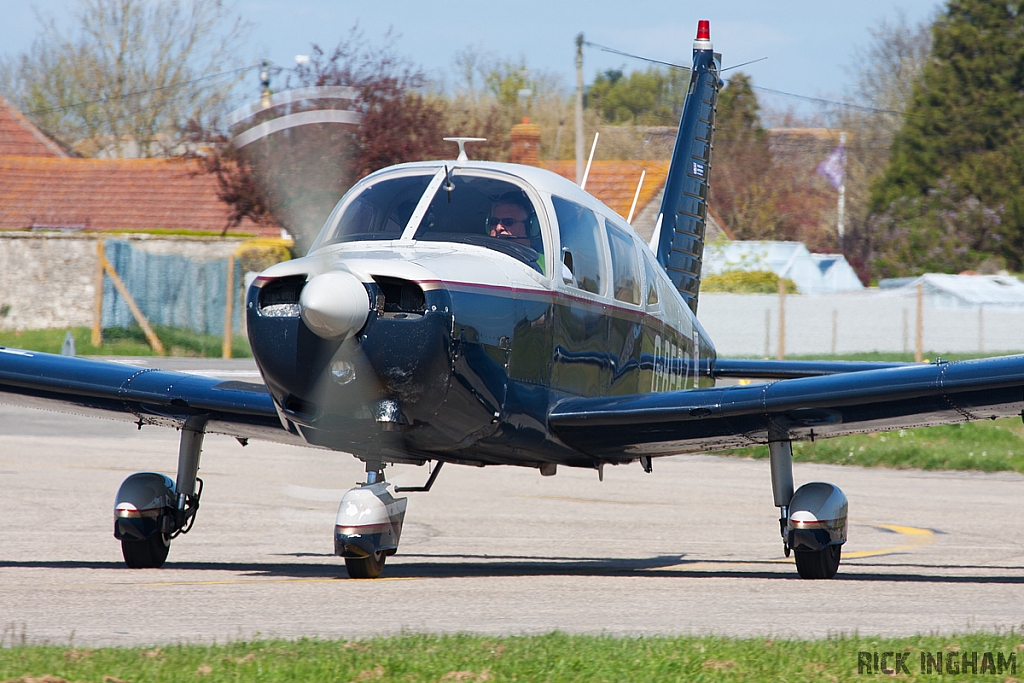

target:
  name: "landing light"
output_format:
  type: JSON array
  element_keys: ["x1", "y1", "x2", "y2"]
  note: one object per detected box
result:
[{"x1": 330, "y1": 360, "x2": 356, "y2": 385}]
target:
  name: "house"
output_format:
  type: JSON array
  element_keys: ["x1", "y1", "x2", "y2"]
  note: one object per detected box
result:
[
  {"x1": 509, "y1": 118, "x2": 733, "y2": 246},
  {"x1": 0, "y1": 94, "x2": 277, "y2": 236}
]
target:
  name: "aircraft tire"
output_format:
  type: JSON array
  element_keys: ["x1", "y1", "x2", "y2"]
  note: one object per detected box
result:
[
  {"x1": 121, "y1": 533, "x2": 170, "y2": 569},
  {"x1": 345, "y1": 551, "x2": 386, "y2": 579},
  {"x1": 794, "y1": 544, "x2": 841, "y2": 579}
]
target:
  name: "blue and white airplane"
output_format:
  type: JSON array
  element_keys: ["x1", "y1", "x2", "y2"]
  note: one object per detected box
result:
[{"x1": 3, "y1": 21, "x2": 1023, "y2": 580}]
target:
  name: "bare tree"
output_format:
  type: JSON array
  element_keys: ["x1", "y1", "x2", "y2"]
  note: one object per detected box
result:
[{"x1": 0, "y1": 0, "x2": 250, "y2": 158}]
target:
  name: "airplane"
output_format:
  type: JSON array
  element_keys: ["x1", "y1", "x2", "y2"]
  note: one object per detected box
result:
[{"x1": 3, "y1": 20, "x2": 1024, "y2": 581}]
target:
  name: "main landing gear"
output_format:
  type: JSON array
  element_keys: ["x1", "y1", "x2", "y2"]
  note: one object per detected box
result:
[
  {"x1": 769, "y1": 436, "x2": 848, "y2": 579},
  {"x1": 113, "y1": 416, "x2": 206, "y2": 568},
  {"x1": 334, "y1": 460, "x2": 410, "y2": 579}
]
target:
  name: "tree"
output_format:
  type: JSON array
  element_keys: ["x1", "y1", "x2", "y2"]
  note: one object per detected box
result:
[
  {"x1": 0, "y1": 0, "x2": 250, "y2": 158},
  {"x1": 586, "y1": 67, "x2": 687, "y2": 125},
  {"x1": 868, "y1": 0, "x2": 1024, "y2": 274}
]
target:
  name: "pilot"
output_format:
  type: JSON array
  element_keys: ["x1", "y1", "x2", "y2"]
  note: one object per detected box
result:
[{"x1": 486, "y1": 195, "x2": 534, "y2": 248}]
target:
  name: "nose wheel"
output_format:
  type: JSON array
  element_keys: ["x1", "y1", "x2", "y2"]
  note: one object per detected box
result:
[
  {"x1": 345, "y1": 550, "x2": 387, "y2": 579},
  {"x1": 335, "y1": 460, "x2": 409, "y2": 579}
]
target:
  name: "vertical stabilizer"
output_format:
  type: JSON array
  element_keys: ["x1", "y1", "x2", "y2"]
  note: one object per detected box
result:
[{"x1": 653, "y1": 20, "x2": 720, "y2": 315}]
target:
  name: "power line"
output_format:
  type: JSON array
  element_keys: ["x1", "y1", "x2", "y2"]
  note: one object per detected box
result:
[{"x1": 28, "y1": 64, "x2": 256, "y2": 116}]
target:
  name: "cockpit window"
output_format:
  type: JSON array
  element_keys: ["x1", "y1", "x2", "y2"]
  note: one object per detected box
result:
[
  {"x1": 413, "y1": 173, "x2": 546, "y2": 275},
  {"x1": 315, "y1": 174, "x2": 433, "y2": 247}
]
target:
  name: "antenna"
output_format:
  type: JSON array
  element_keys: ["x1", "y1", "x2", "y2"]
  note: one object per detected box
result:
[
  {"x1": 443, "y1": 137, "x2": 486, "y2": 162},
  {"x1": 627, "y1": 170, "x2": 646, "y2": 224},
  {"x1": 580, "y1": 132, "x2": 599, "y2": 190}
]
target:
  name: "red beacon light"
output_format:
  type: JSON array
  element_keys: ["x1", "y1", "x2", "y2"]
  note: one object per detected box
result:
[{"x1": 694, "y1": 19, "x2": 712, "y2": 51}]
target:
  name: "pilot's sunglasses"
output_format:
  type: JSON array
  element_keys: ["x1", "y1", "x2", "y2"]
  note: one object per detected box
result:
[{"x1": 487, "y1": 217, "x2": 523, "y2": 227}]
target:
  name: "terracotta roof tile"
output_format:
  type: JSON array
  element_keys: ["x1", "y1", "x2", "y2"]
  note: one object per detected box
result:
[
  {"x1": 540, "y1": 160, "x2": 669, "y2": 219},
  {"x1": 0, "y1": 95, "x2": 68, "y2": 158},
  {"x1": 0, "y1": 155, "x2": 277, "y2": 234}
]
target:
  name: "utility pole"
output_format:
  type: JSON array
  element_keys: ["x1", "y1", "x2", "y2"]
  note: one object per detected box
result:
[
  {"x1": 575, "y1": 33, "x2": 585, "y2": 184},
  {"x1": 837, "y1": 131, "x2": 847, "y2": 249}
]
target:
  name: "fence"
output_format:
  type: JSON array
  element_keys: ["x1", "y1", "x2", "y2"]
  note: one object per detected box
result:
[
  {"x1": 100, "y1": 239, "x2": 245, "y2": 338},
  {"x1": 699, "y1": 291, "x2": 1024, "y2": 357}
]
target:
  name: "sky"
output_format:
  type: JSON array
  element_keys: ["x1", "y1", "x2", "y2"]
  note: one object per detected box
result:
[{"x1": 3, "y1": 0, "x2": 945, "y2": 116}]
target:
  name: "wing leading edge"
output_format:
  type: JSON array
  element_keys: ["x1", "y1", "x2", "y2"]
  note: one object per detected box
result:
[
  {"x1": 0, "y1": 348, "x2": 304, "y2": 446},
  {"x1": 549, "y1": 354, "x2": 1024, "y2": 456}
]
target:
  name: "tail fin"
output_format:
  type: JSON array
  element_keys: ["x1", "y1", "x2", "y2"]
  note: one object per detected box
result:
[{"x1": 650, "y1": 20, "x2": 721, "y2": 315}]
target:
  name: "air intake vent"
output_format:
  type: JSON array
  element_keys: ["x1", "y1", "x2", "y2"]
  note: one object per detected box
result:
[
  {"x1": 372, "y1": 276, "x2": 426, "y2": 316},
  {"x1": 258, "y1": 275, "x2": 306, "y2": 317}
]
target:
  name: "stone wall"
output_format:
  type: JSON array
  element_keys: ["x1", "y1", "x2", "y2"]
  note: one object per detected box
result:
[{"x1": 0, "y1": 233, "x2": 250, "y2": 331}]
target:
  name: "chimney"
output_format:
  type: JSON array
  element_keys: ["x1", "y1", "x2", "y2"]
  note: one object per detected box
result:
[{"x1": 510, "y1": 117, "x2": 542, "y2": 166}]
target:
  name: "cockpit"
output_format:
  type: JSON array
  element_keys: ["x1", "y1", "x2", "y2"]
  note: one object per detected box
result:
[
  {"x1": 308, "y1": 163, "x2": 681, "y2": 321},
  {"x1": 311, "y1": 167, "x2": 548, "y2": 275}
]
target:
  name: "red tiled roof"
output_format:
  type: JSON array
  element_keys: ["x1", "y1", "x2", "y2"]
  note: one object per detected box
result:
[
  {"x1": 540, "y1": 160, "x2": 670, "y2": 219},
  {"x1": 0, "y1": 95, "x2": 68, "y2": 158},
  {"x1": 0, "y1": 155, "x2": 276, "y2": 234}
]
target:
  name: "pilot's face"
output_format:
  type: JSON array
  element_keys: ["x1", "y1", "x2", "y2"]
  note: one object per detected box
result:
[{"x1": 489, "y1": 203, "x2": 530, "y2": 246}]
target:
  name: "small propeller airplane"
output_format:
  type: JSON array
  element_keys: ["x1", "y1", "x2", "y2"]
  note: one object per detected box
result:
[{"x1": 3, "y1": 21, "x2": 1024, "y2": 580}]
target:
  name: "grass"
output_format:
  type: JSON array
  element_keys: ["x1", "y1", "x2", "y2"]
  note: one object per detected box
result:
[
  {"x1": 0, "y1": 633, "x2": 1021, "y2": 682},
  {"x1": 723, "y1": 420, "x2": 1024, "y2": 474},
  {"x1": 0, "y1": 326, "x2": 251, "y2": 358},
  {"x1": 748, "y1": 350, "x2": 1024, "y2": 362},
  {"x1": 718, "y1": 350, "x2": 1024, "y2": 475}
]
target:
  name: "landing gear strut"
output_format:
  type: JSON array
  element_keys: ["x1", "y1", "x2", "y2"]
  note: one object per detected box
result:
[
  {"x1": 334, "y1": 460, "x2": 408, "y2": 579},
  {"x1": 769, "y1": 435, "x2": 847, "y2": 579},
  {"x1": 113, "y1": 416, "x2": 206, "y2": 568}
]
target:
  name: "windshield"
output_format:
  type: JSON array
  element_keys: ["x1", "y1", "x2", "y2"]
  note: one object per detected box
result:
[
  {"x1": 314, "y1": 173, "x2": 433, "y2": 248},
  {"x1": 413, "y1": 172, "x2": 546, "y2": 275}
]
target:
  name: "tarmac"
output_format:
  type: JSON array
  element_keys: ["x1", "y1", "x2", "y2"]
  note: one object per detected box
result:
[{"x1": 1, "y1": 358, "x2": 1023, "y2": 647}]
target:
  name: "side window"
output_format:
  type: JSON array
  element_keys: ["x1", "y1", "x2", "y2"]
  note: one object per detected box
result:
[
  {"x1": 606, "y1": 221, "x2": 641, "y2": 305},
  {"x1": 551, "y1": 196, "x2": 604, "y2": 295},
  {"x1": 316, "y1": 174, "x2": 433, "y2": 247},
  {"x1": 641, "y1": 250, "x2": 660, "y2": 307}
]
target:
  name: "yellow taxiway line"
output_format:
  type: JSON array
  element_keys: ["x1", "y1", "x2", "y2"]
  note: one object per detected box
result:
[{"x1": 654, "y1": 523, "x2": 935, "y2": 571}]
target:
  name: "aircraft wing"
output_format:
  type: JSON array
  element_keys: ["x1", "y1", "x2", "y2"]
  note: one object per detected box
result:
[
  {"x1": 711, "y1": 357, "x2": 909, "y2": 380},
  {"x1": 549, "y1": 354, "x2": 1024, "y2": 456},
  {"x1": 0, "y1": 348, "x2": 305, "y2": 446}
]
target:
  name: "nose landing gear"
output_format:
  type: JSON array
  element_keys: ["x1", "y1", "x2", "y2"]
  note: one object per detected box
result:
[{"x1": 334, "y1": 461, "x2": 408, "y2": 579}]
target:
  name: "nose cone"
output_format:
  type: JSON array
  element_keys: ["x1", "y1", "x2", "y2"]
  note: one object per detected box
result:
[{"x1": 300, "y1": 271, "x2": 370, "y2": 339}]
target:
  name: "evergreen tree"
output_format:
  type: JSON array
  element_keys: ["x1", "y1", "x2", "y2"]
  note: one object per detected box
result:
[{"x1": 870, "y1": 0, "x2": 1024, "y2": 274}]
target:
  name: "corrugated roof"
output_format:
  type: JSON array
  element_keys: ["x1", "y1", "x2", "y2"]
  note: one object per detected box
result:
[
  {"x1": 0, "y1": 95, "x2": 68, "y2": 158},
  {"x1": 0, "y1": 155, "x2": 276, "y2": 234},
  {"x1": 540, "y1": 160, "x2": 669, "y2": 219},
  {"x1": 879, "y1": 274, "x2": 1024, "y2": 308}
]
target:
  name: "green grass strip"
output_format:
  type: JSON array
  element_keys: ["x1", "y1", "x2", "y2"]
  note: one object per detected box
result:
[
  {"x1": 723, "y1": 419, "x2": 1024, "y2": 474},
  {"x1": 0, "y1": 326, "x2": 251, "y2": 358},
  {"x1": 1, "y1": 633, "x2": 1022, "y2": 682}
]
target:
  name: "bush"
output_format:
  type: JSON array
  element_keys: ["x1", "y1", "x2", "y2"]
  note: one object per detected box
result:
[{"x1": 702, "y1": 270, "x2": 797, "y2": 294}]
